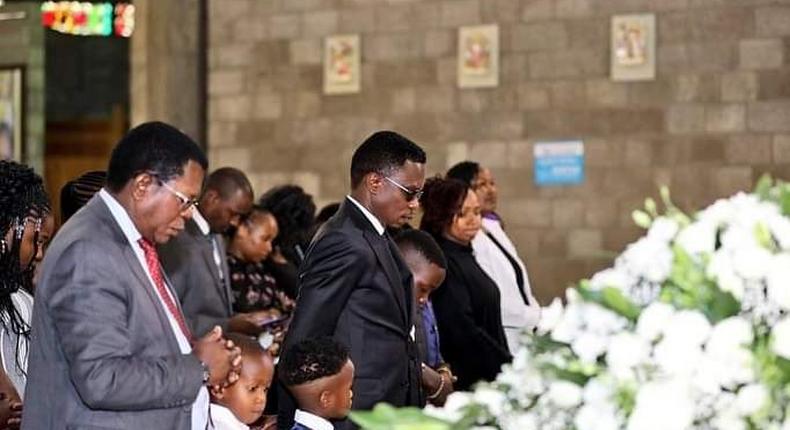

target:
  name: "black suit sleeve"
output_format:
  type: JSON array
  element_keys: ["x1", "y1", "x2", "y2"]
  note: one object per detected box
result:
[
  {"x1": 277, "y1": 231, "x2": 366, "y2": 430},
  {"x1": 282, "y1": 230, "x2": 365, "y2": 347},
  {"x1": 432, "y1": 268, "x2": 512, "y2": 388}
]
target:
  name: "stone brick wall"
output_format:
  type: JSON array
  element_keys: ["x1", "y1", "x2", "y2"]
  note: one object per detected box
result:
[
  {"x1": 208, "y1": 0, "x2": 790, "y2": 302},
  {"x1": 0, "y1": 1, "x2": 45, "y2": 173}
]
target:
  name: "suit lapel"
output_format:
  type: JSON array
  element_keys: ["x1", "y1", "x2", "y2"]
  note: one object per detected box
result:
[
  {"x1": 187, "y1": 220, "x2": 232, "y2": 313},
  {"x1": 214, "y1": 234, "x2": 234, "y2": 315},
  {"x1": 363, "y1": 229, "x2": 408, "y2": 327},
  {"x1": 89, "y1": 196, "x2": 183, "y2": 354}
]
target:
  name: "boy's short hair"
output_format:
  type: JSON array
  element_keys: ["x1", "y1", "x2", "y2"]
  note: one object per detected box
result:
[
  {"x1": 279, "y1": 337, "x2": 349, "y2": 386},
  {"x1": 393, "y1": 229, "x2": 447, "y2": 270}
]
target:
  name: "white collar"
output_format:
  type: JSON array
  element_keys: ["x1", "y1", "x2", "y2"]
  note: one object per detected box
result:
[
  {"x1": 210, "y1": 403, "x2": 249, "y2": 430},
  {"x1": 346, "y1": 195, "x2": 385, "y2": 236},
  {"x1": 294, "y1": 409, "x2": 334, "y2": 430},
  {"x1": 192, "y1": 208, "x2": 211, "y2": 235},
  {"x1": 98, "y1": 188, "x2": 143, "y2": 246}
]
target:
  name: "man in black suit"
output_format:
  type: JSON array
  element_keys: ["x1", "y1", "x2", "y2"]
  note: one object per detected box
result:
[
  {"x1": 278, "y1": 131, "x2": 427, "y2": 429},
  {"x1": 160, "y1": 167, "x2": 270, "y2": 337}
]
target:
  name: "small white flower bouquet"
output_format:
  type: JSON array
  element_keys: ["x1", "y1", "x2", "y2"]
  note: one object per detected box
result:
[{"x1": 351, "y1": 176, "x2": 790, "y2": 430}]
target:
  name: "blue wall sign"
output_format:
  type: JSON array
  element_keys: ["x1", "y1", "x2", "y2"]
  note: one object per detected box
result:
[{"x1": 533, "y1": 140, "x2": 585, "y2": 186}]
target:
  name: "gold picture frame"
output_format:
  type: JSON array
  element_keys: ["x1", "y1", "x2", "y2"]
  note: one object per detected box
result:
[
  {"x1": 610, "y1": 13, "x2": 656, "y2": 82},
  {"x1": 0, "y1": 66, "x2": 23, "y2": 161},
  {"x1": 324, "y1": 34, "x2": 361, "y2": 95},
  {"x1": 458, "y1": 24, "x2": 499, "y2": 89}
]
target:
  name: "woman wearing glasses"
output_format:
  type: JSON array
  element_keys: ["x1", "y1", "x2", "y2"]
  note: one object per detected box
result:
[{"x1": 419, "y1": 176, "x2": 511, "y2": 391}]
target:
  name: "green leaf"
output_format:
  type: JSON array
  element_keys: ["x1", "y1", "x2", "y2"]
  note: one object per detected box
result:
[
  {"x1": 578, "y1": 285, "x2": 641, "y2": 322},
  {"x1": 754, "y1": 173, "x2": 773, "y2": 199},
  {"x1": 754, "y1": 222, "x2": 777, "y2": 252},
  {"x1": 780, "y1": 186, "x2": 790, "y2": 216},
  {"x1": 350, "y1": 405, "x2": 453, "y2": 430},
  {"x1": 644, "y1": 198, "x2": 657, "y2": 217},
  {"x1": 632, "y1": 210, "x2": 651, "y2": 229}
]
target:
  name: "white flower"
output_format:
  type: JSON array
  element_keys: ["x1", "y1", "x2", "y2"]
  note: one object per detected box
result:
[
  {"x1": 606, "y1": 333, "x2": 649, "y2": 380},
  {"x1": 636, "y1": 302, "x2": 674, "y2": 342},
  {"x1": 582, "y1": 377, "x2": 615, "y2": 406},
  {"x1": 627, "y1": 379, "x2": 694, "y2": 430},
  {"x1": 647, "y1": 217, "x2": 680, "y2": 243},
  {"x1": 589, "y1": 268, "x2": 631, "y2": 292},
  {"x1": 771, "y1": 317, "x2": 790, "y2": 359},
  {"x1": 663, "y1": 310, "x2": 711, "y2": 347},
  {"x1": 766, "y1": 253, "x2": 790, "y2": 310},
  {"x1": 768, "y1": 214, "x2": 790, "y2": 251},
  {"x1": 707, "y1": 251, "x2": 745, "y2": 300},
  {"x1": 735, "y1": 384, "x2": 769, "y2": 416},
  {"x1": 731, "y1": 244, "x2": 773, "y2": 281},
  {"x1": 676, "y1": 220, "x2": 717, "y2": 256},
  {"x1": 711, "y1": 411, "x2": 747, "y2": 430},
  {"x1": 546, "y1": 381, "x2": 582, "y2": 408},
  {"x1": 617, "y1": 237, "x2": 673, "y2": 284},
  {"x1": 575, "y1": 404, "x2": 621, "y2": 430},
  {"x1": 571, "y1": 332, "x2": 608, "y2": 365},
  {"x1": 707, "y1": 317, "x2": 753, "y2": 356},
  {"x1": 537, "y1": 298, "x2": 564, "y2": 335},
  {"x1": 473, "y1": 387, "x2": 508, "y2": 416},
  {"x1": 501, "y1": 412, "x2": 538, "y2": 430}
]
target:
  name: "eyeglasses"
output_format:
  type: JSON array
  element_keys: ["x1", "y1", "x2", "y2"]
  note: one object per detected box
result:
[
  {"x1": 384, "y1": 176, "x2": 423, "y2": 202},
  {"x1": 156, "y1": 178, "x2": 199, "y2": 211}
]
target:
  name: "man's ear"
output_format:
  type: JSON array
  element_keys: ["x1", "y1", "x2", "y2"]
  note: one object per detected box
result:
[
  {"x1": 366, "y1": 172, "x2": 383, "y2": 195},
  {"x1": 203, "y1": 188, "x2": 220, "y2": 205},
  {"x1": 131, "y1": 173, "x2": 155, "y2": 202}
]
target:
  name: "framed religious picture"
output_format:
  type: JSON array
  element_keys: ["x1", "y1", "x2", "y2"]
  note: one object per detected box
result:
[
  {"x1": 611, "y1": 13, "x2": 656, "y2": 81},
  {"x1": 0, "y1": 66, "x2": 23, "y2": 161},
  {"x1": 458, "y1": 24, "x2": 499, "y2": 89},
  {"x1": 323, "y1": 34, "x2": 361, "y2": 95}
]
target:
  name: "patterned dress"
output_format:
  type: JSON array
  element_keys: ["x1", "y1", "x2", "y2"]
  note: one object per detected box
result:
[{"x1": 227, "y1": 255, "x2": 296, "y2": 357}]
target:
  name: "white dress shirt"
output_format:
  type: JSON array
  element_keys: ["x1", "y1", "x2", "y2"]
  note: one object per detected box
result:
[
  {"x1": 99, "y1": 189, "x2": 210, "y2": 429},
  {"x1": 192, "y1": 209, "x2": 225, "y2": 282},
  {"x1": 346, "y1": 196, "x2": 385, "y2": 235},
  {"x1": 471, "y1": 217, "x2": 541, "y2": 351},
  {"x1": 294, "y1": 409, "x2": 334, "y2": 430},
  {"x1": 209, "y1": 403, "x2": 249, "y2": 430}
]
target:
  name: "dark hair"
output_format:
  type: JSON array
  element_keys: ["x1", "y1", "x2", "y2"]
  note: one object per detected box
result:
[
  {"x1": 227, "y1": 205, "x2": 273, "y2": 239},
  {"x1": 419, "y1": 177, "x2": 469, "y2": 238},
  {"x1": 315, "y1": 202, "x2": 340, "y2": 226},
  {"x1": 279, "y1": 337, "x2": 349, "y2": 386},
  {"x1": 205, "y1": 167, "x2": 253, "y2": 200},
  {"x1": 0, "y1": 160, "x2": 51, "y2": 372},
  {"x1": 350, "y1": 131, "x2": 426, "y2": 188},
  {"x1": 394, "y1": 229, "x2": 447, "y2": 269},
  {"x1": 60, "y1": 170, "x2": 106, "y2": 222},
  {"x1": 446, "y1": 161, "x2": 480, "y2": 186},
  {"x1": 258, "y1": 185, "x2": 316, "y2": 265},
  {"x1": 106, "y1": 121, "x2": 208, "y2": 192},
  {"x1": 225, "y1": 332, "x2": 267, "y2": 359}
]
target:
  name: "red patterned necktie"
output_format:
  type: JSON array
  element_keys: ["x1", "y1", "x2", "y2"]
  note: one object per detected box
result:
[{"x1": 137, "y1": 238, "x2": 193, "y2": 342}]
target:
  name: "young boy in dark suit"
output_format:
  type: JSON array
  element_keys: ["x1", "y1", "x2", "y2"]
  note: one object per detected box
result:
[{"x1": 279, "y1": 338, "x2": 354, "y2": 430}]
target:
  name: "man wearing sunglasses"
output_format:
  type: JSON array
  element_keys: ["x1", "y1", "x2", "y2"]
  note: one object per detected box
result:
[{"x1": 278, "y1": 131, "x2": 426, "y2": 430}]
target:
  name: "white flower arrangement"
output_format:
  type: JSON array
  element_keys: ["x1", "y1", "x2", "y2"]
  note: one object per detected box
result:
[{"x1": 350, "y1": 176, "x2": 790, "y2": 430}]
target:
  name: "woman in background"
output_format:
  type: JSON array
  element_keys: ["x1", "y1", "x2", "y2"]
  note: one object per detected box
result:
[
  {"x1": 0, "y1": 161, "x2": 54, "y2": 428},
  {"x1": 419, "y1": 176, "x2": 511, "y2": 391},
  {"x1": 257, "y1": 185, "x2": 316, "y2": 300},
  {"x1": 226, "y1": 206, "x2": 295, "y2": 357}
]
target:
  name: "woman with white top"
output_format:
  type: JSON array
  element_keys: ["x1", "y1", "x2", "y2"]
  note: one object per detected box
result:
[{"x1": 0, "y1": 161, "x2": 53, "y2": 428}]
